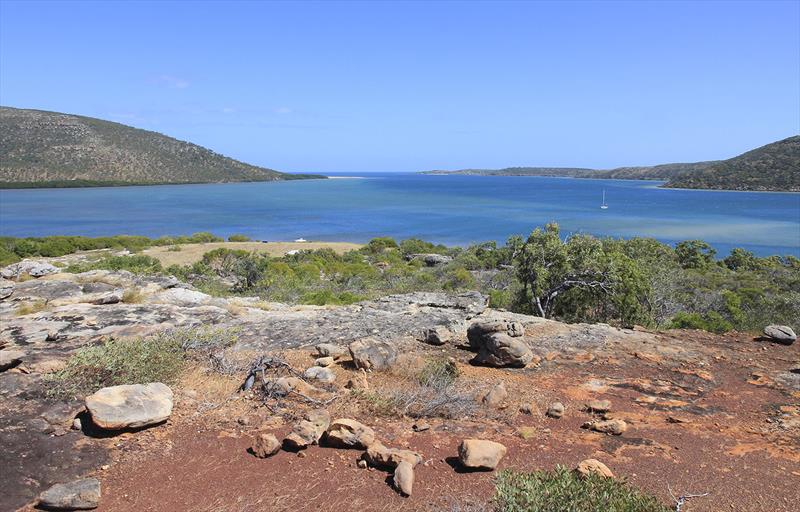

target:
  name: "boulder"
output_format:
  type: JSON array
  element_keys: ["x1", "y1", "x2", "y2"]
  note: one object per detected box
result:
[
  {"x1": 583, "y1": 419, "x2": 627, "y2": 435},
  {"x1": 349, "y1": 338, "x2": 397, "y2": 371},
  {"x1": 764, "y1": 325, "x2": 796, "y2": 345},
  {"x1": 0, "y1": 349, "x2": 25, "y2": 371},
  {"x1": 2, "y1": 260, "x2": 59, "y2": 279},
  {"x1": 364, "y1": 442, "x2": 422, "y2": 468},
  {"x1": 0, "y1": 279, "x2": 13, "y2": 299},
  {"x1": 315, "y1": 343, "x2": 347, "y2": 360},
  {"x1": 283, "y1": 409, "x2": 330, "y2": 449},
  {"x1": 421, "y1": 325, "x2": 453, "y2": 346},
  {"x1": 585, "y1": 399, "x2": 612, "y2": 413},
  {"x1": 38, "y1": 478, "x2": 101, "y2": 510},
  {"x1": 458, "y1": 439, "x2": 507, "y2": 470},
  {"x1": 324, "y1": 418, "x2": 375, "y2": 449},
  {"x1": 252, "y1": 432, "x2": 281, "y2": 458},
  {"x1": 304, "y1": 366, "x2": 336, "y2": 384},
  {"x1": 576, "y1": 459, "x2": 614, "y2": 478},
  {"x1": 546, "y1": 402, "x2": 565, "y2": 419},
  {"x1": 393, "y1": 460, "x2": 414, "y2": 496},
  {"x1": 85, "y1": 383, "x2": 173, "y2": 430},
  {"x1": 480, "y1": 381, "x2": 508, "y2": 408},
  {"x1": 472, "y1": 333, "x2": 533, "y2": 368},
  {"x1": 467, "y1": 320, "x2": 524, "y2": 349},
  {"x1": 315, "y1": 356, "x2": 335, "y2": 367}
]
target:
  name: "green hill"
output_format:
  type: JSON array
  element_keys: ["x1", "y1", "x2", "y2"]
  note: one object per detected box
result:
[
  {"x1": 423, "y1": 136, "x2": 799, "y2": 191},
  {"x1": 0, "y1": 106, "x2": 323, "y2": 187},
  {"x1": 663, "y1": 136, "x2": 800, "y2": 191}
]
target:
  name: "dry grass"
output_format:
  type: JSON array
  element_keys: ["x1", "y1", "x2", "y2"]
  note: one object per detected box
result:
[
  {"x1": 15, "y1": 300, "x2": 47, "y2": 316},
  {"x1": 141, "y1": 241, "x2": 362, "y2": 267},
  {"x1": 122, "y1": 288, "x2": 144, "y2": 304}
]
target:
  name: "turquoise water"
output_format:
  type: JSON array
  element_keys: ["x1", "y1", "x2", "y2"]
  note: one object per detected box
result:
[{"x1": 1, "y1": 173, "x2": 798, "y2": 257}]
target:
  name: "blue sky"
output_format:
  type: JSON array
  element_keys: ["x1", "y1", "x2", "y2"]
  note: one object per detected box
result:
[{"x1": 1, "y1": 0, "x2": 798, "y2": 172}]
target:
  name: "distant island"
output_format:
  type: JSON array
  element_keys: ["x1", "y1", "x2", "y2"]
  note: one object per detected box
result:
[
  {"x1": 0, "y1": 106, "x2": 325, "y2": 188},
  {"x1": 423, "y1": 136, "x2": 800, "y2": 192}
]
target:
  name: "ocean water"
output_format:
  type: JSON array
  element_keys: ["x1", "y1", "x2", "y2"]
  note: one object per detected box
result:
[{"x1": 1, "y1": 173, "x2": 798, "y2": 257}]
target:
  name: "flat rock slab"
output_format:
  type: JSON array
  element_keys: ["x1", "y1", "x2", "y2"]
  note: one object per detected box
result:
[
  {"x1": 38, "y1": 477, "x2": 101, "y2": 510},
  {"x1": 85, "y1": 383, "x2": 173, "y2": 430}
]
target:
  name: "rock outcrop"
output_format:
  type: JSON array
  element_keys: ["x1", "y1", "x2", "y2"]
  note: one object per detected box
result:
[
  {"x1": 85, "y1": 383, "x2": 173, "y2": 430},
  {"x1": 37, "y1": 478, "x2": 101, "y2": 510},
  {"x1": 764, "y1": 325, "x2": 796, "y2": 345}
]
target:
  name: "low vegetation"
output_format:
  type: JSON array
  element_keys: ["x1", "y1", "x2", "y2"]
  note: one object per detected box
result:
[
  {"x1": 5, "y1": 225, "x2": 797, "y2": 335},
  {"x1": 46, "y1": 327, "x2": 238, "y2": 399},
  {"x1": 494, "y1": 467, "x2": 671, "y2": 512}
]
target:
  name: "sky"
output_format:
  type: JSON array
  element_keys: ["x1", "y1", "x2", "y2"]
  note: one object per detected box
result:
[{"x1": 1, "y1": 0, "x2": 798, "y2": 173}]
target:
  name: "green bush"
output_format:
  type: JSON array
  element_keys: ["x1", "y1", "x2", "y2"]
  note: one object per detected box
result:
[
  {"x1": 495, "y1": 467, "x2": 670, "y2": 512},
  {"x1": 227, "y1": 234, "x2": 251, "y2": 242},
  {"x1": 46, "y1": 327, "x2": 238, "y2": 399},
  {"x1": 65, "y1": 255, "x2": 163, "y2": 275}
]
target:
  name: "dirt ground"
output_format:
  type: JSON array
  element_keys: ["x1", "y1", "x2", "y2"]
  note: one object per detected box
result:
[
  {"x1": 142, "y1": 241, "x2": 362, "y2": 266},
  {"x1": 32, "y1": 330, "x2": 798, "y2": 512}
]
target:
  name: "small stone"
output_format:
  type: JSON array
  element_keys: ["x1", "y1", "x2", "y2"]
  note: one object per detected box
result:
[
  {"x1": 364, "y1": 442, "x2": 422, "y2": 468},
  {"x1": 283, "y1": 409, "x2": 330, "y2": 449},
  {"x1": 357, "y1": 459, "x2": 368, "y2": 469},
  {"x1": 547, "y1": 402, "x2": 565, "y2": 418},
  {"x1": 412, "y1": 421, "x2": 431, "y2": 432},
  {"x1": 304, "y1": 366, "x2": 336, "y2": 383},
  {"x1": 393, "y1": 460, "x2": 414, "y2": 496},
  {"x1": 480, "y1": 381, "x2": 508, "y2": 408},
  {"x1": 315, "y1": 356, "x2": 335, "y2": 367},
  {"x1": 38, "y1": 478, "x2": 101, "y2": 510},
  {"x1": 325, "y1": 418, "x2": 375, "y2": 449},
  {"x1": 252, "y1": 432, "x2": 281, "y2": 458},
  {"x1": 349, "y1": 338, "x2": 397, "y2": 371},
  {"x1": 576, "y1": 459, "x2": 614, "y2": 478},
  {"x1": 315, "y1": 343, "x2": 347, "y2": 360},
  {"x1": 458, "y1": 439, "x2": 507, "y2": 470},
  {"x1": 583, "y1": 419, "x2": 627, "y2": 435},
  {"x1": 297, "y1": 451, "x2": 307, "y2": 458},
  {"x1": 585, "y1": 399, "x2": 612, "y2": 413},
  {"x1": 72, "y1": 418, "x2": 82, "y2": 430}
]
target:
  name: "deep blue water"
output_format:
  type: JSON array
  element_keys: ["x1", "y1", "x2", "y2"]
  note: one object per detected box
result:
[{"x1": 1, "y1": 173, "x2": 798, "y2": 257}]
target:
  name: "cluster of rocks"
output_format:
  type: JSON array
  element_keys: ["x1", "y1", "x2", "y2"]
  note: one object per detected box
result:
[
  {"x1": 31, "y1": 382, "x2": 174, "y2": 510},
  {"x1": 252, "y1": 411, "x2": 510, "y2": 496},
  {"x1": 580, "y1": 400, "x2": 628, "y2": 435}
]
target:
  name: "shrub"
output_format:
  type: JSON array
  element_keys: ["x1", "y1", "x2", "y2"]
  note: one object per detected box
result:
[
  {"x1": 675, "y1": 240, "x2": 716, "y2": 269},
  {"x1": 65, "y1": 255, "x2": 163, "y2": 275},
  {"x1": 46, "y1": 327, "x2": 238, "y2": 399},
  {"x1": 15, "y1": 300, "x2": 47, "y2": 316},
  {"x1": 494, "y1": 467, "x2": 671, "y2": 512},
  {"x1": 227, "y1": 234, "x2": 251, "y2": 242}
]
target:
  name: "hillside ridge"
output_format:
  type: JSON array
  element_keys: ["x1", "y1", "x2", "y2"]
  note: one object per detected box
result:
[{"x1": 0, "y1": 106, "x2": 323, "y2": 187}]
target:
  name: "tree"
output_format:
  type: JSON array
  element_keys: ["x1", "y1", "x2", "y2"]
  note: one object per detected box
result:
[
  {"x1": 723, "y1": 248, "x2": 758, "y2": 271},
  {"x1": 507, "y1": 224, "x2": 651, "y2": 326},
  {"x1": 675, "y1": 240, "x2": 716, "y2": 269}
]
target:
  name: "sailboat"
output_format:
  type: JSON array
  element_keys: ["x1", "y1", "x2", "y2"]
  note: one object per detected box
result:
[{"x1": 600, "y1": 189, "x2": 608, "y2": 209}]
